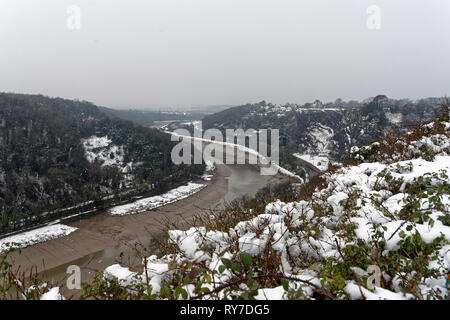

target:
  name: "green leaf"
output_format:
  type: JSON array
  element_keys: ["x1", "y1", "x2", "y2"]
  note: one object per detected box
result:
[
  {"x1": 221, "y1": 258, "x2": 231, "y2": 268},
  {"x1": 183, "y1": 275, "x2": 191, "y2": 285},
  {"x1": 231, "y1": 263, "x2": 241, "y2": 273},
  {"x1": 201, "y1": 287, "x2": 211, "y2": 294},
  {"x1": 175, "y1": 287, "x2": 181, "y2": 298},
  {"x1": 181, "y1": 289, "x2": 188, "y2": 300},
  {"x1": 240, "y1": 252, "x2": 252, "y2": 267},
  {"x1": 281, "y1": 279, "x2": 289, "y2": 291}
]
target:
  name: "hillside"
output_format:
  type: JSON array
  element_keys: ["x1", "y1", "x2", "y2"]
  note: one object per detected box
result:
[
  {"x1": 0, "y1": 93, "x2": 204, "y2": 234},
  {"x1": 98, "y1": 105, "x2": 234, "y2": 128},
  {"x1": 98, "y1": 107, "x2": 207, "y2": 127},
  {"x1": 67, "y1": 107, "x2": 449, "y2": 300},
  {"x1": 198, "y1": 96, "x2": 444, "y2": 180}
]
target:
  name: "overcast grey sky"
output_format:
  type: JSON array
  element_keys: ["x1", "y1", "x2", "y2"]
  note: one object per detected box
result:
[{"x1": 0, "y1": 0, "x2": 449, "y2": 109}]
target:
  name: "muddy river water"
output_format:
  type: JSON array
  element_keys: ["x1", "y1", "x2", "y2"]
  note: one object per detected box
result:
[{"x1": 33, "y1": 164, "x2": 277, "y2": 297}]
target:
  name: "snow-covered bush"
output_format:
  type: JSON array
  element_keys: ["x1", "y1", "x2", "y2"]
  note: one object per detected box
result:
[{"x1": 351, "y1": 106, "x2": 449, "y2": 164}]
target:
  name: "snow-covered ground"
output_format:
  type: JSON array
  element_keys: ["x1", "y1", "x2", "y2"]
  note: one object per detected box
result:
[
  {"x1": 109, "y1": 182, "x2": 206, "y2": 216},
  {"x1": 0, "y1": 224, "x2": 77, "y2": 251},
  {"x1": 293, "y1": 153, "x2": 329, "y2": 171},
  {"x1": 81, "y1": 136, "x2": 126, "y2": 168}
]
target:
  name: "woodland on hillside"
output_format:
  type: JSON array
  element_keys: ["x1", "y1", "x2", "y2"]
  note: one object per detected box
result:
[{"x1": 0, "y1": 93, "x2": 204, "y2": 234}]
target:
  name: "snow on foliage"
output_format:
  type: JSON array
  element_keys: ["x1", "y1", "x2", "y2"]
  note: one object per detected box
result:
[
  {"x1": 39, "y1": 287, "x2": 65, "y2": 300},
  {"x1": 350, "y1": 113, "x2": 450, "y2": 164},
  {"x1": 385, "y1": 112, "x2": 403, "y2": 125},
  {"x1": 98, "y1": 111, "x2": 449, "y2": 300},
  {"x1": 81, "y1": 136, "x2": 126, "y2": 168}
]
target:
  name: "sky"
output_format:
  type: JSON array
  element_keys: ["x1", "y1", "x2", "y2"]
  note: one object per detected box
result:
[{"x1": 0, "y1": 0, "x2": 449, "y2": 109}]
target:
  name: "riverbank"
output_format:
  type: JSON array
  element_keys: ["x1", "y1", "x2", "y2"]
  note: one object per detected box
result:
[
  {"x1": 7, "y1": 164, "x2": 230, "y2": 276},
  {"x1": 6, "y1": 163, "x2": 290, "y2": 299}
]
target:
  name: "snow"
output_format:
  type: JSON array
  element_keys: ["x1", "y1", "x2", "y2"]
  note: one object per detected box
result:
[
  {"x1": 201, "y1": 159, "x2": 215, "y2": 181},
  {"x1": 293, "y1": 153, "x2": 329, "y2": 171},
  {"x1": 0, "y1": 224, "x2": 77, "y2": 251},
  {"x1": 308, "y1": 124, "x2": 333, "y2": 154},
  {"x1": 81, "y1": 135, "x2": 125, "y2": 168},
  {"x1": 297, "y1": 108, "x2": 344, "y2": 111},
  {"x1": 104, "y1": 264, "x2": 138, "y2": 287},
  {"x1": 385, "y1": 112, "x2": 403, "y2": 125},
  {"x1": 350, "y1": 146, "x2": 359, "y2": 153},
  {"x1": 344, "y1": 283, "x2": 413, "y2": 300},
  {"x1": 255, "y1": 286, "x2": 286, "y2": 300},
  {"x1": 292, "y1": 123, "x2": 334, "y2": 172},
  {"x1": 201, "y1": 174, "x2": 214, "y2": 181},
  {"x1": 325, "y1": 156, "x2": 450, "y2": 195},
  {"x1": 109, "y1": 182, "x2": 206, "y2": 216},
  {"x1": 40, "y1": 287, "x2": 65, "y2": 300},
  {"x1": 351, "y1": 120, "x2": 450, "y2": 163}
]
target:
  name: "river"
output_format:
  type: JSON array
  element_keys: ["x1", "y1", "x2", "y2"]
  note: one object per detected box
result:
[{"x1": 33, "y1": 163, "x2": 277, "y2": 297}]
